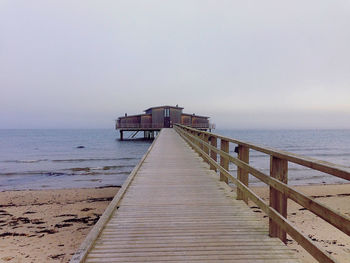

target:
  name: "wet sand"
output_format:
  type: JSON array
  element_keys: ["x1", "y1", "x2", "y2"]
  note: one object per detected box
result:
[
  {"x1": 0, "y1": 187, "x2": 119, "y2": 263},
  {"x1": 0, "y1": 184, "x2": 349, "y2": 262}
]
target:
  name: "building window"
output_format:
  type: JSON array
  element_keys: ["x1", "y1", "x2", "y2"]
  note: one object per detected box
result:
[{"x1": 164, "y1": 108, "x2": 170, "y2": 117}]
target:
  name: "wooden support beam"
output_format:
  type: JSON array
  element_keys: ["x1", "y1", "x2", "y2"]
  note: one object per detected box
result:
[
  {"x1": 209, "y1": 136, "x2": 217, "y2": 171},
  {"x1": 198, "y1": 133, "x2": 203, "y2": 150},
  {"x1": 269, "y1": 156, "x2": 288, "y2": 243},
  {"x1": 220, "y1": 139, "x2": 229, "y2": 183},
  {"x1": 202, "y1": 134, "x2": 210, "y2": 165},
  {"x1": 120, "y1": 130, "x2": 123, "y2": 141},
  {"x1": 190, "y1": 131, "x2": 196, "y2": 151},
  {"x1": 237, "y1": 145, "x2": 249, "y2": 204},
  {"x1": 199, "y1": 133, "x2": 204, "y2": 150},
  {"x1": 191, "y1": 131, "x2": 197, "y2": 150},
  {"x1": 196, "y1": 133, "x2": 202, "y2": 158}
]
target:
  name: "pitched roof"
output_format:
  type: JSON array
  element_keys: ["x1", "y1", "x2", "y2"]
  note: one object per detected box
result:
[{"x1": 117, "y1": 113, "x2": 150, "y2": 119}]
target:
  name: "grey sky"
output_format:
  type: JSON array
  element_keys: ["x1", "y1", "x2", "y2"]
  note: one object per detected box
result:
[{"x1": 1, "y1": 0, "x2": 349, "y2": 129}]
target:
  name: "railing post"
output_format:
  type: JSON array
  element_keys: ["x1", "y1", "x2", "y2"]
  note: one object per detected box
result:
[
  {"x1": 199, "y1": 133, "x2": 204, "y2": 150},
  {"x1": 195, "y1": 133, "x2": 201, "y2": 157},
  {"x1": 202, "y1": 134, "x2": 210, "y2": 164},
  {"x1": 209, "y1": 136, "x2": 217, "y2": 171},
  {"x1": 197, "y1": 133, "x2": 202, "y2": 157},
  {"x1": 193, "y1": 131, "x2": 200, "y2": 153},
  {"x1": 199, "y1": 133, "x2": 203, "y2": 150},
  {"x1": 237, "y1": 145, "x2": 249, "y2": 204},
  {"x1": 190, "y1": 130, "x2": 196, "y2": 148},
  {"x1": 220, "y1": 139, "x2": 229, "y2": 183},
  {"x1": 269, "y1": 156, "x2": 288, "y2": 244}
]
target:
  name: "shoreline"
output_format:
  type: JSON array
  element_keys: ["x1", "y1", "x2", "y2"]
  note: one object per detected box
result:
[
  {"x1": 0, "y1": 184, "x2": 349, "y2": 262},
  {"x1": 1, "y1": 181, "x2": 349, "y2": 193},
  {"x1": 0, "y1": 186, "x2": 119, "y2": 263},
  {"x1": 0, "y1": 184, "x2": 121, "y2": 193}
]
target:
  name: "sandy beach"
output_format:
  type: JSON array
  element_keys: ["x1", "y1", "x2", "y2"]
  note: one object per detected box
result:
[
  {"x1": 0, "y1": 187, "x2": 119, "y2": 263},
  {"x1": 250, "y1": 184, "x2": 350, "y2": 263},
  {"x1": 0, "y1": 184, "x2": 349, "y2": 263}
]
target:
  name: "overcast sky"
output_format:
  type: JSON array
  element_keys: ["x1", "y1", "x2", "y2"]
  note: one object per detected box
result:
[{"x1": 1, "y1": 1, "x2": 349, "y2": 129}]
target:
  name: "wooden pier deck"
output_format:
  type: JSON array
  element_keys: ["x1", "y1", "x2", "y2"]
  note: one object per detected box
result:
[{"x1": 74, "y1": 129, "x2": 300, "y2": 262}]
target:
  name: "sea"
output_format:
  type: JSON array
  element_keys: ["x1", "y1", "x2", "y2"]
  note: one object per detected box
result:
[{"x1": 0, "y1": 129, "x2": 349, "y2": 191}]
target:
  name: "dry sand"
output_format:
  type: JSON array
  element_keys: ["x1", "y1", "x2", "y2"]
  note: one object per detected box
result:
[
  {"x1": 250, "y1": 184, "x2": 350, "y2": 263},
  {"x1": 0, "y1": 184, "x2": 349, "y2": 263},
  {"x1": 0, "y1": 187, "x2": 119, "y2": 263}
]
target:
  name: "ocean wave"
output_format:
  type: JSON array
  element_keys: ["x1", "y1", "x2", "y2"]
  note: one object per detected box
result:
[
  {"x1": 1, "y1": 159, "x2": 48, "y2": 163},
  {"x1": 249, "y1": 154, "x2": 268, "y2": 158},
  {"x1": 292, "y1": 174, "x2": 324, "y2": 181},
  {"x1": 288, "y1": 167, "x2": 315, "y2": 171},
  {"x1": 67, "y1": 165, "x2": 135, "y2": 172},
  {"x1": 310, "y1": 153, "x2": 350, "y2": 158},
  {"x1": 0, "y1": 171, "x2": 67, "y2": 176},
  {"x1": 0, "y1": 170, "x2": 132, "y2": 177},
  {"x1": 51, "y1": 157, "x2": 136, "y2": 162},
  {"x1": 228, "y1": 166, "x2": 313, "y2": 174},
  {"x1": 75, "y1": 171, "x2": 130, "y2": 176},
  {"x1": 284, "y1": 147, "x2": 335, "y2": 151},
  {"x1": 0, "y1": 157, "x2": 137, "y2": 164}
]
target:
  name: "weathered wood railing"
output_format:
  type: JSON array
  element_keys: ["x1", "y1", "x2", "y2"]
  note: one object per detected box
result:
[
  {"x1": 174, "y1": 124, "x2": 350, "y2": 263},
  {"x1": 115, "y1": 122, "x2": 211, "y2": 129},
  {"x1": 115, "y1": 123, "x2": 165, "y2": 129}
]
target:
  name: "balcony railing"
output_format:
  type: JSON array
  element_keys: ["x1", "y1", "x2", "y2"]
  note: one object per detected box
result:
[
  {"x1": 115, "y1": 123, "x2": 163, "y2": 129},
  {"x1": 115, "y1": 122, "x2": 211, "y2": 129}
]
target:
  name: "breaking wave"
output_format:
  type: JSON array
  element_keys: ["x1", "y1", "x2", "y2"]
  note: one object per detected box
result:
[{"x1": 52, "y1": 157, "x2": 136, "y2": 162}]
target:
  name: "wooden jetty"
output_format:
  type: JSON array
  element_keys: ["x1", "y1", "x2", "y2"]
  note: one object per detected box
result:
[{"x1": 71, "y1": 126, "x2": 350, "y2": 263}]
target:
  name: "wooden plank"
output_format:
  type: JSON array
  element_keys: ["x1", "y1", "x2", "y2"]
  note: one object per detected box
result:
[
  {"x1": 220, "y1": 139, "x2": 229, "y2": 183},
  {"x1": 203, "y1": 133, "x2": 210, "y2": 165},
  {"x1": 269, "y1": 156, "x2": 288, "y2": 243},
  {"x1": 237, "y1": 145, "x2": 249, "y2": 204},
  {"x1": 94, "y1": 241, "x2": 286, "y2": 247},
  {"x1": 86, "y1": 259, "x2": 298, "y2": 263},
  {"x1": 210, "y1": 136, "x2": 217, "y2": 171}
]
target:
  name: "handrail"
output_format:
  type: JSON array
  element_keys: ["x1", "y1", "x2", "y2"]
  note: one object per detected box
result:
[
  {"x1": 181, "y1": 128, "x2": 350, "y2": 235},
  {"x1": 176, "y1": 124, "x2": 350, "y2": 181},
  {"x1": 174, "y1": 124, "x2": 350, "y2": 263}
]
